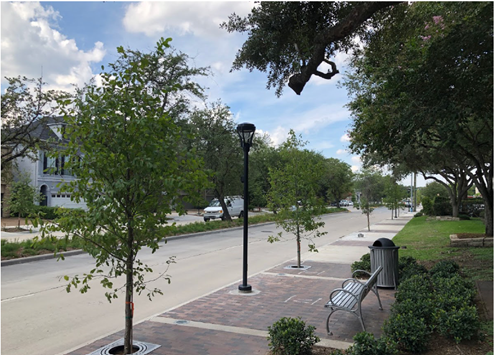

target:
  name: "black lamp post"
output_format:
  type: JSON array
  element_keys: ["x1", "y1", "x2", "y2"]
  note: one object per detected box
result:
[{"x1": 236, "y1": 122, "x2": 256, "y2": 292}]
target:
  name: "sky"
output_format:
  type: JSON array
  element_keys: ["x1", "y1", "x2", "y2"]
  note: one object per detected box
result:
[{"x1": 1, "y1": 1, "x2": 424, "y2": 187}]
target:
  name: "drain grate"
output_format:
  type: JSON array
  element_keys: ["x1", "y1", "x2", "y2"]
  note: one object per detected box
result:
[
  {"x1": 284, "y1": 265, "x2": 311, "y2": 270},
  {"x1": 87, "y1": 338, "x2": 160, "y2": 355},
  {"x1": 174, "y1": 320, "x2": 189, "y2": 325}
]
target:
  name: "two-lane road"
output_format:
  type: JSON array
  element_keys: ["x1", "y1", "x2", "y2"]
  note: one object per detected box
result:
[{"x1": 1, "y1": 207, "x2": 391, "y2": 355}]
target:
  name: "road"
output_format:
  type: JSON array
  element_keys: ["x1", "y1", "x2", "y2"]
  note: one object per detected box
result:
[{"x1": 1, "y1": 207, "x2": 391, "y2": 355}]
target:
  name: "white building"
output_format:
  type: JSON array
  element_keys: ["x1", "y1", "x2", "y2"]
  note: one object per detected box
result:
[{"x1": 14, "y1": 117, "x2": 87, "y2": 210}]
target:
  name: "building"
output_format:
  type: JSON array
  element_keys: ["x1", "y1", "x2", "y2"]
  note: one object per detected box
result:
[{"x1": 13, "y1": 116, "x2": 87, "y2": 210}]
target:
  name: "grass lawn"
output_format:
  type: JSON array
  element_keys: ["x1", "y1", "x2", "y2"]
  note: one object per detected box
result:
[{"x1": 393, "y1": 215, "x2": 492, "y2": 282}]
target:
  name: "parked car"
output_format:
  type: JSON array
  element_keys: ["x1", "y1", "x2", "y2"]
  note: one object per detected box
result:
[
  {"x1": 339, "y1": 200, "x2": 349, "y2": 207},
  {"x1": 204, "y1": 196, "x2": 244, "y2": 222}
]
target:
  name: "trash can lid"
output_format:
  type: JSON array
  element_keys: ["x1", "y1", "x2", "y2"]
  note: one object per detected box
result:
[{"x1": 372, "y1": 238, "x2": 396, "y2": 247}]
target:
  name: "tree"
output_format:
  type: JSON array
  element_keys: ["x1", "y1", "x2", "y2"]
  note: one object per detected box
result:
[
  {"x1": 1, "y1": 76, "x2": 69, "y2": 170},
  {"x1": 320, "y1": 158, "x2": 354, "y2": 205},
  {"x1": 248, "y1": 133, "x2": 281, "y2": 210},
  {"x1": 189, "y1": 101, "x2": 243, "y2": 221},
  {"x1": 221, "y1": 2, "x2": 399, "y2": 96},
  {"x1": 266, "y1": 130, "x2": 327, "y2": 268},
  {"x1": 345, "y1": 2, "x2": 493, "y2": 235},
  {"x1": 354, "y1": 169, "x2": 384, "y2": 231},
  {"x1": 421, "y1": 166, "x2": 472, "y2": 218},
  {"x1": 383, "y1": 176, "x2": 402, "y2": 220},
  {"x1": 40, "y1": 38, "x2": 210, "y2": 354},
  {"x1": 5, "y1": 173, "x2": 42, "y2": 228}
]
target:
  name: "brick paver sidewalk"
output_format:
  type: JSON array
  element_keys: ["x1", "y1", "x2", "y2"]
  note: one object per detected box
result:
[{"x1": 68, "y1": 260, "x2": 396, "y2": 355}]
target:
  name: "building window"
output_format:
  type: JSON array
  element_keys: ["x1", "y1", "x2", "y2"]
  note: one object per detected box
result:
[{"x1": 43, "y1": 153, "x2": 66, "y2": 175}]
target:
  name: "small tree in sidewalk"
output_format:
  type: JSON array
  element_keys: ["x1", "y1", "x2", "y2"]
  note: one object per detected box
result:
[
  {"x1": 5, "y1": 173, "x2": 43, "y2": 228},
  {"x1": 40, "y1": 38, "x2": 210, "y2": 354},
  {"x1": 266, "y1": 130, "x2": 327, "y2": 268}
]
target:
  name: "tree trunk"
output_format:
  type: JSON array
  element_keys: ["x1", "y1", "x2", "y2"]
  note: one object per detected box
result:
[
  {"x1": 214, "y1": 190, "x2": 232, "y2": 222},
  {"x1": 367, "y1": 211, "x2": 370, "y2": 231},
  {"x1": 124, "y1": 228, "x2": 134, "y2": 354},
  {"x1": 296, "y1": 221, "x2": 301, "y2": 268}
]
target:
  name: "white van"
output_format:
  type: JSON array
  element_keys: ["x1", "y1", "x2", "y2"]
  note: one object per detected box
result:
[{"x1": 203, "y1": 196, "x2": 244, "y2": 222}]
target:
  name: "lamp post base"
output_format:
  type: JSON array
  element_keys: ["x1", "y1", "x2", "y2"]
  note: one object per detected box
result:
[{"x1": 238, "y1": 284, "x2": 252, "y2": 293}]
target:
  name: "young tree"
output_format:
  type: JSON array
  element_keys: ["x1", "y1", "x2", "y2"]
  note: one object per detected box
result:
[
  {"x1": 41, "y1": 38, "x2": 209, "y2": 354},
  {"x1": 1, "y1": 76, "x2": 69, "y2": 170},
  {"x1": 5, "y1": 174, "x2": 42, "y2": 228},
  {"x1": 354, "y1": 169, "x2": 384, "y2": 231},
  {"x1": 188, "y1": 101, "x2": 243, "y2": 221},
  {"x1": 266, "y1": 130, "x2": 327, "y2": 268}
]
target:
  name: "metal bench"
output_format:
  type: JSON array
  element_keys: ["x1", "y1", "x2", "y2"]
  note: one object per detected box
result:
[{"x1": 324, "y1": 266, "x2": 383, "y2": 335}]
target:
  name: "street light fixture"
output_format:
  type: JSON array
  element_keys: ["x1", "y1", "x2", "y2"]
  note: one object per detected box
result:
[{"x1": 236, "y1": 122, "x2": 256, "y2": 293}]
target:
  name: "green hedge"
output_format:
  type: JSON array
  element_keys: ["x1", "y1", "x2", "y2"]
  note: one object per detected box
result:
[{"x1": 383, "y1": 260, "x2": 480, "y2": 352}]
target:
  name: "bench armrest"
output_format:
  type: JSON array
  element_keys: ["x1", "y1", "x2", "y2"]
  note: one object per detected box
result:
[
  {"x1": 352, "y1": 269, "x2": 371, "y2": 278},
  {"x1": 341, "y1": 277, "x2": 363, "y2": 288}
]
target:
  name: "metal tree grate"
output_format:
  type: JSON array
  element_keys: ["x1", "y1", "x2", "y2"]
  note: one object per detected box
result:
[{"x1": 87, "y1": 338, "x2": 160, "y2": 355}]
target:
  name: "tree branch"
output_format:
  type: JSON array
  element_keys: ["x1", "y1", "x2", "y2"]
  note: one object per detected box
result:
[{"x1": 288, "y1": 2, "x2": 402, "y2": 95}]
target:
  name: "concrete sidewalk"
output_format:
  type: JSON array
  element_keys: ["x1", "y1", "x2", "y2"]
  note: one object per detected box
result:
[{"x1": 64, "y1": 213, "x2": 415, "y2": 355}]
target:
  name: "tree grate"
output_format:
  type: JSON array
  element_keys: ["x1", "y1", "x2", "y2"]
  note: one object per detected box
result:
[{"x1": 87, "y1": 338, "x2": 160, "y2": 355}]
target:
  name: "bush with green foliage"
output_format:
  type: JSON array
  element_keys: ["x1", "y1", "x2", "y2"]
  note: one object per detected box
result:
[
  {"x1": 461, "y1": 198, "x2": 485, "y2": 217},
  {"x1": 429, "y1": 259, "x2": 460, "y2": 279},
  {"x1": 383, "y1": 311, "x2": 431, "y2": 353},
  {"x1": 398, "y1": 256, "x2": 428, "y2": 283},
  {"x1": 267, "y1": 317, "x2": 319, "y2": 355},
  {"x1": 383, "y1": 259, "x2": 481, "y2": 352},
  {"x1": 343, "y1": 332, "x2": 398, "y2": 355},
  {"x1": 421, "y1": 196, "x2": 434, "y2": 216},
  {"x1": 351, "y1": 253, "x2": 371, "y2": 276},
  {"x1": 436, "y1": 304, "x2": 480, "y2": 344},
  {"x1": 433, "y1": 196, "x2": 452, "y2": 216},
  {"x1": 414, "y1": 211, "x2": 424, "y2": 217}
]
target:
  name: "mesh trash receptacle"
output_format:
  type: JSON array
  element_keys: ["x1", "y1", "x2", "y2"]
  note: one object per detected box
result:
[{"x1": 369, "y1": 238, "x2": 400, "y2": 288}]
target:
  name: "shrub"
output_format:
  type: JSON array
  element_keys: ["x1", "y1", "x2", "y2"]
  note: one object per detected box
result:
[
  {"x1": 344, "y1": 332, "x2": 398, "y2": 355},
  {"x1": 395, "y1": 274, "x2": 433, "y2": 303},
  {"x1": 414, "y1": 211, "x2": 424, "y2": 217},
  {"x1": 351, "y1": 253, "x2": 371, "y2": 278},
  {"x1": 398, "y1": 257, "x2": 428, "y2": 283},
  {"x1": 436, "y1": 304, "x2": 480, "y2": 343},
  {"x1": 429, "y1": 260, "x2": 460, "y2": 279},
  {"x1": 458, "y1": 214, "x2": 470, "y2": 220},
  {"x1": 267, "y1": 317, "x2": 319, "y2": 355},
  {"x1": 433, "y1": 196, "x2": 452, "y2": 216},
  {"x1": 36, "y1": 206, "x2": 62, "y2": 220},
  {"x1": 421, "y1": 196, "x2": 434, "y2": 216},
  {"x1": 383, "y1": 312, "x2": 430, "y2": 353}
]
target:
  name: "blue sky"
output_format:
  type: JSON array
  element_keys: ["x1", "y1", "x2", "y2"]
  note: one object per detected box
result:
[{"x1": 1, "y1": 1, "x2": 423, "y2": 186}]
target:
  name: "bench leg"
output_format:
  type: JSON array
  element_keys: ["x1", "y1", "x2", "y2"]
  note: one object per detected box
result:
[
  {"x1": 326, "y1": 310, "x2": 335, "y2": 335},
  {"x1": 357, "y1": 305, "x2": 366, "y2": 332},
  {"x1": 373, "y1": 285, "x2": 383, "y2": 310}
]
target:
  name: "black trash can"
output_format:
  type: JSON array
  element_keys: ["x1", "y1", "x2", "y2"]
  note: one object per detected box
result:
[{"x1": 369, "y1": 238, "x2": 400, "y2": 288}]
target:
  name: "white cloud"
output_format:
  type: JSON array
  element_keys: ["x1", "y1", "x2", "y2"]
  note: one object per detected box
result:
[
  {"x1": 336, "y1": 149, "x2": 348, "y2": 155},
  {"x1": 1, "y1": 2, "x2": 106, "y2": 91},
  {"x1": 123, "y1": 2, "x2": 254, "y2": 39},
  {"x1": 268, "y1": 126, "x2": 290, "y2": 147},
  {"x1": 340, "y1": 133, "x2": 351, "y2": 142},
  {"x1": 351, "y1": 165, "x2": 359, "y2": 172},
  {"x1": 351, "y1": 155, "x2": 362, "y2": 163}
]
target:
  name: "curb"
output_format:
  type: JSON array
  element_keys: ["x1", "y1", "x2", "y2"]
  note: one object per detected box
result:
[
  {"x1": 1, "y1": 222, "x2": 277, "y2": 267},
  {"x1": 1, "y1": 249, "x2": 88, "y2": 267}
]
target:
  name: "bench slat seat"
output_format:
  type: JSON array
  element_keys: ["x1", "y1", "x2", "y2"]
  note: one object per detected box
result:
[{"x1": 324, "y1": 266, "x2": 384, "y2": 335}]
